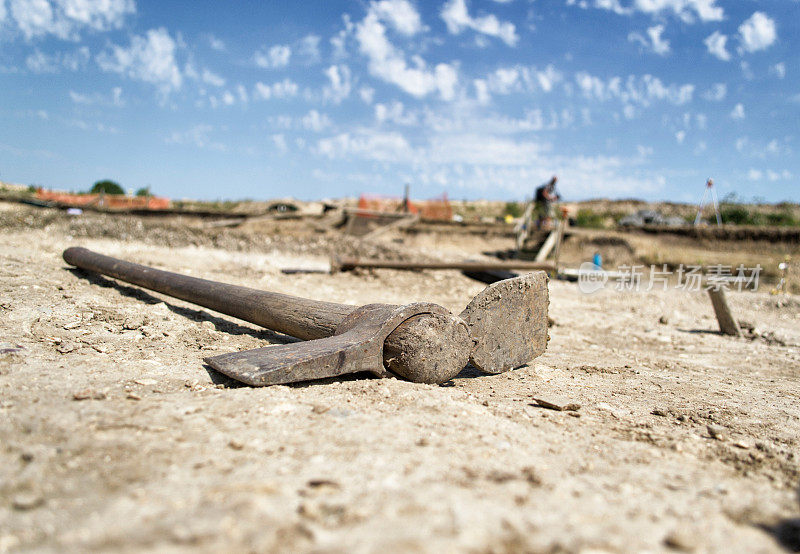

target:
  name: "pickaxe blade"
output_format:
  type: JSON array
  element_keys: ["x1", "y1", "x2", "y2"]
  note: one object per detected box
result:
[{"x1": 63, "y1": 247, "x2": 549, "y2": 386}]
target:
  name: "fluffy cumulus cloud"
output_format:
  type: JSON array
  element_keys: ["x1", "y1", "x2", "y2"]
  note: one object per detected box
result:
[
  {"x1": 7, "y1": 0, "x2": 134, "y2": 40},
  {"x1": 322, "y1": 64, "x2": 352, "y2": 104},
  {"x1": 97, "y1": 27, "x2": 182, "y2": 94},
  {"x1": 738, "y1": 12, "x2": 777, "y2": 54},
  {"x1": 355, "y1": 0, "x2": 459, "y2": 100},
  {"x1": 730, "y1": 103, "x2": 745, "y2": 120},
  {"x1": 317, "y1": 130, "x2": 416, "y2": 163},
  {"x1": 253, "y1": 78, "x2": 299, "y2": 100},
  {"x1": 628, "y1": 24, "x2": 670, "y2": 55},
  {"x1": 587, "y1": 0, "x2": 723, "y2": 23},
  {"x1": 255, "y1": 44, "x2": 291, "y2": 68},
  {"x1": 575, "y1": 72, "x2": 694, "y2": 106},
  {"x1": 704, "y1": 31, "x2": 730, "y2": 61},
  {"x1": 441, "y1": 0, "x2": 518, "y2": 47},
  {"x1": 301, "y1": 109, "x2": 332, "y2": 132},
  {"x1": 25, "y1": 45, "x2": 88, "y2": 72}
]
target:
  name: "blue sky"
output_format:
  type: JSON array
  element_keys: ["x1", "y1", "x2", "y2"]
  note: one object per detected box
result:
[{"x1": 0, "y1": 0, "x2": 797, "y2": 202}]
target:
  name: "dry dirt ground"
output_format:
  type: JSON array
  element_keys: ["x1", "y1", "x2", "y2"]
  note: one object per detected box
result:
[{"x1": 1, "y1": 203, "x2": 799, "y2": 553}]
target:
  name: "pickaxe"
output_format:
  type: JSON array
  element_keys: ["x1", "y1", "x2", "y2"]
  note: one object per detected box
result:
[{"x1": 62, "y1": 247, "x2": 549, "y2": 386}]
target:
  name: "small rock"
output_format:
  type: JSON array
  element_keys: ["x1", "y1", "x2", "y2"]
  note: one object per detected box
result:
[
  {"x1": 12, "y1": 493, "x2": 44, "y2": 511},
  {"x1": 228, "y1": 439, "x2": 244, "y2": 450},
  {"x1": 733, "y1": 438, "x2": 753, "y2": 449},
  {"x1": 664, "y1": 527, "x2": 697, "y2": 551},
  {"x1": 134, "y1": 378, "x2": 158, "y2": 386},
  {"x1": 57, "y1": 342, "x2": 75, "y2": 354},
  {"x1": 532, "y1": 397, "x2": 580, "y2": 412},
  {"x1": 72, "y1": 389, "x2": 106, "y2": 401},
  {"x1": 652, "y1": 408, "x2": 668, "y2": 417},
  {"x1": 123, "y1": 315, "x2": 146, "y2": 330},
  {"x1": 126, "y1": 392, "x2": 142, "y2": 401},
  {"x1": 659, "y1": 315, "x2": 669, "y2": 324},
  {"x1": 706, "y1": 424, "x2": 727, "y2": 441}
]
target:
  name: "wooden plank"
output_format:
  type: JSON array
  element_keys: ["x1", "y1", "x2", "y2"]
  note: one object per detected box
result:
[
  {"x1": 334, "y1": 257, "x2": 556, "y2": 272},
  {"x1": 534, "y1": 229, "x2": 559, "y2": 262}
]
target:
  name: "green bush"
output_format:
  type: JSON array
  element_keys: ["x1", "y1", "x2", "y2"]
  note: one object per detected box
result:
[
  {"x1": 90, "y1": 180, "x2": 124, "y2": 195},
  {"x1": 719, "y1": 205, "x2": 751, "y2": 225},
  {"x1": 503, "y1": 201, "x2": 522, "y2": 218},
  {"x1": 135, "y1": 187, "x2": 151, "y2": 197},
  {"x1": 575, "y1": 209, "x2": 605, "y2": 228},
  {"x1": 766, "y1": 211, "x2": 798, "y2": 227}
]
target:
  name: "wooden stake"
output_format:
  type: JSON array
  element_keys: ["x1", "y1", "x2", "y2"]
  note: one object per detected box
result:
[{"x1": 708, "y1": 287, "x2": 742, "y2": 337}]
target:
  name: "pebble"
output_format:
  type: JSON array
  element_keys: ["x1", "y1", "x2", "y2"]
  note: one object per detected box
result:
[
  {"x1": 663, "y1": 527, "x2": 697, "y2": 551},
  {"x1": 228, "y1": 439, "x2": 244, "y2": 450},
  {"x1": 706, "y1": 424, "x2": 727, "y2": 441},
  {"x1": 134, "y1": 378, "x2": 158, "y2": 386},
  {"x1": 532, "y1": 396, "x2": 581, "y2": 412},
  {"x1": 659, "y1": 315, "x2": 669, "y2": 324},
  {"x1": 72, "y1": 389, "x2": 106, "y2": 401},
  {"x1": 12, "y1": 493, "x2": 44, "y2": 511}
]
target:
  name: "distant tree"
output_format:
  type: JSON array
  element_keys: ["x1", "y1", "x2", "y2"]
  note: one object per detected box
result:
[
  {"x1": 90, "y1": 180, "x2": 124, "y2": 195},
  {"x1": 503, "y1": 201, "x2": 523, "y2": 218},
  {"x1": 135, "y1": 186, "x2": 151, "y2": 197}
]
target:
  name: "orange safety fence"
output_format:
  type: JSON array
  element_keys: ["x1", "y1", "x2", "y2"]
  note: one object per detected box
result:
[
  {"x1": 36, "y1": 189, "x2": 171, "y2": 210},
  {"x1": 355, "y1": 193, "x2": 451, "y2": 221}
]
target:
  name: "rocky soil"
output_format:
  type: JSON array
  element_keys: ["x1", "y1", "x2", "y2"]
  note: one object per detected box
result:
[{"x1": 1, "y1": 202, "x2": 799, "y2": 552}]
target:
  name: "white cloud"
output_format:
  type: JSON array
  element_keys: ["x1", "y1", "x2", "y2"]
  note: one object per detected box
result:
[
  {"x1": 166, "y1": 124, "x2": 226, "y2": 151},
  {"x1": 372, "y1": 0, "x2": 422, "y2": 35},
  {"x1": 441, "y1": 0, "x2": 518, "y2": 46},
  {"x1": 208, "y1": 34, "x2": 225, "y2": 51},
  {"x1": 69, "y1": 85, "x2": 123, "y2": 106},
  {"x1": 255, "y1": 44, "x2": 291, "y2": 68},
  {"x1": 628, "y1": 24, "x2": 670, "y2": 55},
  {"x1": 575, "y1": 72, "x2": 694, "y2": 106},
  {"x1": 317, "y1": 130, "x2": 415, "y2": 163},
  {"x1": 703, "y1": 31, "x2": 730, "y2": 61},
  {"x1": 738, "y1": 12, "x2": 777, "y2": 54},
  {"x1": 0, "y1": 0, "x2": 6, "y2": 21},
  {"x1": 322, "y1": 64, "x2": 352, "y2": 104},
  {"x1": 26, "y1": 45, "x2": 88, "y2": 72},
  {"x1": 297, "y1": 34, "x2": 321, "y2": 63},
  {"x1": 488, "y1": 67, "x2": 520, "y2": 94},
  {"x1": 253, "y1": 78, "x2": 298, "y2": 100},
  {"x1": 701, "y1": 82, "x2": 726, "y2": 101},
  {"x1": 675, "y1": 130, "x2": 685, "y2": 144},
  {"x1": 301, "y1": 109, "x2": 332, "y2": 132},
  {"x1": 8, "y1": 0, "x2": 134, "y2": 40},
  {"x1": 355, "y1": 1, "x2": 459, "y2": 100},
  {"x1": 201, "y1": 68, "x2": 225, "y2": 87},
  {"x1": 590, "y1": 0, "x2": 723, "y2": 23},
  {"x1": 771, "y1": 62, "x2": 785, "y2": 79},
  {"x1": 730, "y1": 103, "x2": 745, "y2": 120},
  {"x1": 474, "y1": 78, "x2": 490, "y2": 104},
  {"x1": 97, "y1": 28, "x2": 182, "y2": 94},
  {"x1": 221, "y1": 91, "x2": 235, "y2": 106},
  {"x1": 272, "y1": 134, "x2": 288, "y2": 153},
  {"x1": 359, "y1": 86, "x2": 375, "y2": 103},
  {"x1": 375, "y1": 100, "x2": 418, "y2": 125},
  {"x1": 236, "y1": 84, "x2": 248, "y2": 104},
  {"x1": 747, "y1": 168, "x2": 762, "y2": 181}
]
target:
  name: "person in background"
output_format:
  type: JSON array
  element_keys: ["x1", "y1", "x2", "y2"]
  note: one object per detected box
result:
[{"x1": 534, "y1": 175, "x2": 561, "y2": 229}]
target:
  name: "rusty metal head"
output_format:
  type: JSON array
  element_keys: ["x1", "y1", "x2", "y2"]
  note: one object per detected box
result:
[{"x1": 459, "y1": 271, "x2": 549, "y2": 374}]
